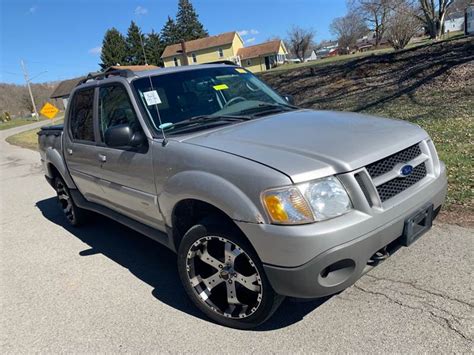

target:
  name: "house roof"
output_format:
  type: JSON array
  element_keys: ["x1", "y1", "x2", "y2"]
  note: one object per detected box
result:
[
  {"x1": 106, "y1": 65, "x2": 159, "y2": 72},
  {"x1": 50, "y1": 76, "x2": 86, "y2": 99},
  {"x1": 237, "y1": 40, "x2": 283, "y2": 60},
  {"x1": 161, "y1": 32, "x2": 237, "y2": 58},
  {"x1": 446, "y1": 11, "x2": 464, "y2": 21}
]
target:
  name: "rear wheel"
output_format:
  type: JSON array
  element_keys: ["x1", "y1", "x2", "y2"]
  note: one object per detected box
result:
[
  {"x1": 177, "y1": 219, "x2": 283, "y2": 329},
  {"x1": 54, "y1": 177, "x2": 87, "y2": 227}
]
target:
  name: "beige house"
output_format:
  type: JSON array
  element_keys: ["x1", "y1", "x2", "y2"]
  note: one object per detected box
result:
[
  {"x1": 237, "y1": 40, "x2": 288, "y2": 72},
  {"x1": 161, "y1": 32, "x2": 287, "y2": 73}
]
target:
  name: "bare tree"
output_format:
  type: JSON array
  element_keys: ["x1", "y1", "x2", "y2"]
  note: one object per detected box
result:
[
  {"x1": 350, "y1": 0, "x2": 393, "y2": 47},
  {"x1": 386, "y1": 1, "x2": 421, "y2": 49},
  {"x1": 417, "y1": 0, "x2": 455, "y2": 39},
  {"x1": 286, "y1": 26, "x2": 315, "y2": 62},
  {"x1": 330, "y1": 12, "x2": 368, "y2": 54}
]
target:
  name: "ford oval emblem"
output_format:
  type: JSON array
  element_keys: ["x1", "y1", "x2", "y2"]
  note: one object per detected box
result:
[{"x1": 400, "y1": 164, "x2": 414, "y2": 177}]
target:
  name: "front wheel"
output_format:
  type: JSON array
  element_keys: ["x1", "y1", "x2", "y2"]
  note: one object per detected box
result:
[{"x1": 177, "y1": 220, "x2": 283, "y2": 329}]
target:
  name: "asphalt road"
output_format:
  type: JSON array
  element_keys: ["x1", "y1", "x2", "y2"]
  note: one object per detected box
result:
[{"x1": 1, "y1": 122, "x2": 472, "y2": 352}]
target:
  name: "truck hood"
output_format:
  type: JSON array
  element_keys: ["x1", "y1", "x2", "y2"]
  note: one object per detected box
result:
[{"x1": 182, "y1": 110, "x2": 429, "y2": 183}]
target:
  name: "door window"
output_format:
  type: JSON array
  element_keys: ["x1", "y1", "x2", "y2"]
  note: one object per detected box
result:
[
  {"x1": 70, "y1": 88, "x2": 95, "y2": 142},
  {"x1": 98, "y1": 84, "x2": 140, "y2": 141}
]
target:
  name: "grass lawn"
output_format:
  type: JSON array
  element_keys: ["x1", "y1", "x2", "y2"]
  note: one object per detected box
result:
[
  {"x1": 0, "y1": 117, "x2": 48, "y2": 130},
  {"x1": 271, "y1": 32, "x2": 467, "y2": 73},
  {"x1": 271, "y1": 46, "x2": 395, "y2": 72}
]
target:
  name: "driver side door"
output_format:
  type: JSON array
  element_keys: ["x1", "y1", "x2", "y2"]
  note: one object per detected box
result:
[{"x1": 94, "y1": 83, "x2": 161, "y2": 229}]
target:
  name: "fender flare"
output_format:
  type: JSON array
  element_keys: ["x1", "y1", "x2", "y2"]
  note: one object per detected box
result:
[
  {"x1": 158, "y1": 170, "x2": 265, "y2": 227},
  {"x1": 45, "y1": 147, "x2": 77, "y2": 189}
]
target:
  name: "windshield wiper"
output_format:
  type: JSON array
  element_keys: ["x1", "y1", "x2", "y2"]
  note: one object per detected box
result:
[
  {"x1": 161, "y1": 114, "x2": 252, "y2": 133},
  {"x1": 237, "y1": 102, "x2": 298, "y2": 117}
]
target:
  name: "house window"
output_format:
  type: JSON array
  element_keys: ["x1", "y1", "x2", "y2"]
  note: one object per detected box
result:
[
  {"x1": 173, "y1": 57, "x2": 179, "y2": 66},
  {"x1": 246, "y1": 59, "x2": 251, "y2": 66},
  {"x1": 218, "y1": 48, "x2": 224, "y2": 58},
  {"x1": 192, "y1": 53, "x2": 197, "y2": 63}
]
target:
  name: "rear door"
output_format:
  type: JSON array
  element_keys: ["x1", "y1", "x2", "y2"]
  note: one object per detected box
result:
[
  {"x1": 63, "y1": 87, "x2": 104, "y2": 203},
  {"x1": 94, "y1": 83, "x2": 160, "y2": 228}
]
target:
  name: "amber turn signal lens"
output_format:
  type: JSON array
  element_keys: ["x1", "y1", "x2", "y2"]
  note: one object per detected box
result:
[
  {"x1": 263, "y1": 195, "x2": 289, "y2": 223},
  {"x1": 262, "y1": 188, "x2": 314, "y2": 224}
]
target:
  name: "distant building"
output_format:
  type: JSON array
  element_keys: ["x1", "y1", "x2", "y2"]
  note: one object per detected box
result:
[
  {"x1": 466, "y1": 4, "x2": 474, "y2": 35},
  {"x1": 237, "y1": 40, "x2": 288, "y2": 72},
  {"x1": 50, "y1": 76, "x2": 85, "y2": 109},
  {"x1": 444, "y1": 12, "x2": 465, "y2": 33},
  {"x1": 161, "y1": 32, "x2": 288, "y2": 73},
  {"x1": 306, "y1": 41, "x2": 338, "y2": 61},
  {"x1": 355, "y1": 32, "x2": 389, "y2": 52}
]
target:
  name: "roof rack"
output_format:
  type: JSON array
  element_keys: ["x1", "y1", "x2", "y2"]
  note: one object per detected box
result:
[
  {"x1": 201, "y1": 60, "x2": 237, "y2": 66},
  {"x1": 78, "y1": 69, "x2": 136, "y2": 85}
]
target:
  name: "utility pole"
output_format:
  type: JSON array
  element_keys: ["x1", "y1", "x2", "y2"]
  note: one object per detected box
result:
[
  {"x1": 139, "y1": 33, "x2": 149, "y2": 66},
  {"x1": 20, "y1": 59, "x2": 39, "y2": 121}
]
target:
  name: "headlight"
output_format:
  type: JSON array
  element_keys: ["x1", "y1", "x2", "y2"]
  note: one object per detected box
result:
[{"x1": 262, "y1": 177, "x2": 352, "y2": 225}]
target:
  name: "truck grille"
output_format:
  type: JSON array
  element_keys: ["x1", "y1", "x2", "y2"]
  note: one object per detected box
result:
[
  {"x1": 366, "y1": 144, "x2": 422, "y2": 179},
  {"x1": 376, "y1": 163, "x2": 427, "y2": 202}
]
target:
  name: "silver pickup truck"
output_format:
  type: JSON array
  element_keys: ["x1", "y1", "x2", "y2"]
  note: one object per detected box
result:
[{"x1": 38, "y1": 64, "x2": 447, "y2": 329}]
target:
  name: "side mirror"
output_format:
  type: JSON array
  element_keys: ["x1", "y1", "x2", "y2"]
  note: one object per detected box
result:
[
  {"x1": 283, "y1": 94, "x2": 295, "y2": 105},
  {"x1": 104, "y1": 124, "x2": 145, "y2": 148}
]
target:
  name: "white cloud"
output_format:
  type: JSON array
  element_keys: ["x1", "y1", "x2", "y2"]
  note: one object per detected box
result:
[
  {"x1": 88, "y1": 46, "x2": 102, "y2": 55},
  {"x1": 237, "y1": 29, "x2": 259, "y2": 37},
  {"x1": 246, "y1": 37, "x2": 256, "y2": 44},
  {"x1": 134, "y1": 6, "x2": 148, "y2": 16},
  {"x1": 28, "y1": 5, "x2": 37, "y2": 14}
]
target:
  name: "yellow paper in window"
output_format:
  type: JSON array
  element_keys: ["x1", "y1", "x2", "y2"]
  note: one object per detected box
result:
[
  {"x1": 235, "y1": 68, "x2": 247, "y2": 74},
  {"x1": 213, "y1": 84, "x2": 229, "y2": 91}
]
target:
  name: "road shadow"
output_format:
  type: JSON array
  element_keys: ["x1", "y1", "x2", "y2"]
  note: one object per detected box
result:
[{"x1": 36, "y1": 197, "x2": 330, "y2": 331}]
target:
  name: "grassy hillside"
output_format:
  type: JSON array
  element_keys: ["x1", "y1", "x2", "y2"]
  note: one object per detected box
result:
[{"x1": 261, "y1": 37, "x2": 473, "y2": 213}]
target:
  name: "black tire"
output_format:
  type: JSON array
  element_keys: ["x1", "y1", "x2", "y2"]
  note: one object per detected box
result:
[
  {"x1": 54, "y1": 176, "x2": 87, "y2": 227},
  {"x1": 177, "y1": 218, "x2": 284, "y2": 329}
]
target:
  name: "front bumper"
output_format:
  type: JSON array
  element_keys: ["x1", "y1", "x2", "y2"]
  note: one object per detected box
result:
[{"x1": 236, "y1": 163, "x2": 447, "y2": 298}]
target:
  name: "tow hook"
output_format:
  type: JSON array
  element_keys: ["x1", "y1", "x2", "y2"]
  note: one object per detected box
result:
[{"x1": 368, "y1": 247, "x2": 389, "y2": 265}]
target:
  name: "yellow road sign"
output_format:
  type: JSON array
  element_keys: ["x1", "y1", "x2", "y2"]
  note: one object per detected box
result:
[{"x1": 40, "y1": 102, "x2": 59, "y2": 119}]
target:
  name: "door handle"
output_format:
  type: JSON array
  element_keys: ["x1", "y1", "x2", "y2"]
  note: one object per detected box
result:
[
  {"x1": 66, "y1": 148, "x2": 73, "y2": 155},
  {"x1": 98, "y1": 154, "x2": 107, "y2": 163}
]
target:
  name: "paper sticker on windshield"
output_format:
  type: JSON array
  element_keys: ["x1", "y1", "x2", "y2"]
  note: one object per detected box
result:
[
  {"x1": 213, "y1": 84, "x2": 229, "y2": 91},
  {"x1": 143, "y1": 90, "x2": 162, "y2": 105},
  {"x1": 235, "y1": 68, "x2": 247, "y2": 74}
]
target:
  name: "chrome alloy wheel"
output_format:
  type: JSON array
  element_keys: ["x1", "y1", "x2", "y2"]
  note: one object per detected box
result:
[
  {"x1": 185, "y1": 236, "x2": 263, "y2": 319},
  {"x1": 56, "y1": 180, "x2": 75, "y2": 224}
]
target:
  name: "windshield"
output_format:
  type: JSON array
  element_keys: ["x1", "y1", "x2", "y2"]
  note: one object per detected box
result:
[{"x1": 132, "y1": 66, "x2": 290, "y2": 134}]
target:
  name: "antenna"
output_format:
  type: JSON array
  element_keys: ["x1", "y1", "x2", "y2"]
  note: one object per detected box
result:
[
  {"x1": 147, "y1": 75, "x2": 168, "y2": 146},
  {"x1": 136, "y1": 25, "x2": 168, "y2": 145}
]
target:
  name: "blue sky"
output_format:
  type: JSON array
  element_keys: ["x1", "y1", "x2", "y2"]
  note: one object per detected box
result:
[{"x1": 0, "y1": 0, "x2": 347, "y2": 84}]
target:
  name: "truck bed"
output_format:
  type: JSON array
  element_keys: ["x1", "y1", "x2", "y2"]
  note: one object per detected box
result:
[
  {"x1": 38, "y1": 124, "x2": 64, "y2": 161},
  {"x1": 37, "y1": 124, "x2": 64, "y2": 136}
]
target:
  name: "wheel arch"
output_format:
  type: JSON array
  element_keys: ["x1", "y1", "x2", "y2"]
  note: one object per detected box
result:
[
  {"x1": 159, "y1": 170, "x2": 266, "y2": 228},
  {"x1": 45, "y1": 147, "x2": 76, "y2": 189}
]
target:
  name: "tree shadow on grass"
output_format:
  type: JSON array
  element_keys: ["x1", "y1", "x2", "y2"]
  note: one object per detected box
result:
[{"x1": 35, "y1": 197, "x2": 331, "y2": 331}]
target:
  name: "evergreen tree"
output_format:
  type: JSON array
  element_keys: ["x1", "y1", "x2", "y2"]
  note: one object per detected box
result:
[
  {"x1": 161, "y1": 16, "x2": 179, "y2": 45},
  {"x1": 175, "y1": 0, "x2": 208, "y2": 41},
  {"x1": 100, "y1": 28, "x2": 128, "y2": 70},
  {"x1": 126, "y1": 21, "x2": 146, "y2": 65},
  {"x1": 145, "y1": 30, "x2": 164, "y2": 66}
]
